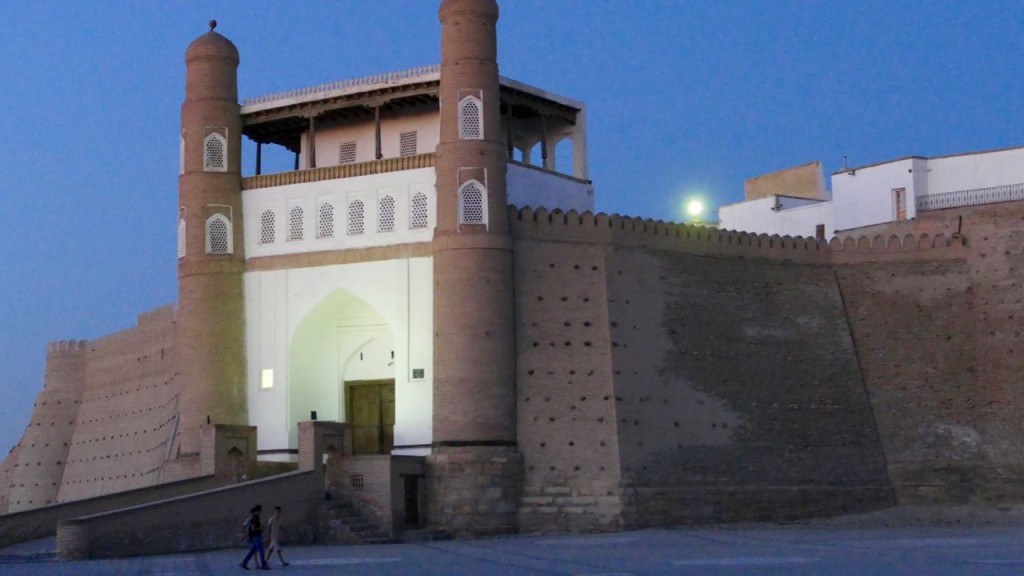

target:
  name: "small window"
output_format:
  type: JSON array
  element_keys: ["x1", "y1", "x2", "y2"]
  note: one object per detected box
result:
[
  {"x1": 260, "y1": 369, "x2": 274, "y2": 390},
  {"x1": 317, "y1": 201, "x2": 335, "y2": 239},
  {"x1": 410, "y1": 192, "x2": 429, "y2": 229},
  {"x1": 179, "y1": 136, "x2": 185, "y2": 175},
  {"x1": 459, "y1": 96, "x2": 483, "y2": 140},
  {"x1": 177, "y1": 218, "x2": 186, "y2": 258},
  {"x1": 378, "y1": 195, "x2": 396, "y2": 232},
  {"x1": 206, "y1": 214, "x2": 232, "y2": 254},
  {"x1": 399, "y1": 131, "x2": 418, "y2": 157},
  {"x1": 288, "y1": 206, "x2": 304, "y2": 241},
  {"x1": 459, "y1": 180, "x2": 486, "y2": 225},
  {"x1": 203, "y1": 133, "x2": 227, "y2": 172},
  {"x1": 348, "y1": 200, "x2": 365, "y2": 235},
  {"x1": 259, "y1": 210, "x2": 276, "y2": 244},
  {"x1": 338, "y1": 141, "x2": 357, "y2": 165}
]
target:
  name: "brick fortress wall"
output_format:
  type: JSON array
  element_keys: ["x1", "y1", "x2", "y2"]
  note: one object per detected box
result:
[
  {"x1": 510, "y1": 206, "x2": 986, "y2": 529},
  {"x1": 56, "y1": 304, "x2": 180, "y2": 503},
  {"x1": 835, "y1": 201, "x2": 1024, "y2": 504}
]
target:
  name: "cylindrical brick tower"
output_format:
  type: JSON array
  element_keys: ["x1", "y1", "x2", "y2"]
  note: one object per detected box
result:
[
  {"x1": 429, "y1": 0, "x2": 522, "y2": 535},
  {"x1": 5, "y1": 340, "x2": 86, "y2": 512},
  {"x1": 175, "y1": 22, "x2": 247, "y2": 456}
]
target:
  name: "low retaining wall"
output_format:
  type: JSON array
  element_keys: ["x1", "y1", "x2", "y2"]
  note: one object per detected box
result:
[
  {"x1": 57, "y1": 470, "x2": 320, "y2": 559},
  {"x1": 0, "y1": 474, "x2": 220, "y2": 549}
]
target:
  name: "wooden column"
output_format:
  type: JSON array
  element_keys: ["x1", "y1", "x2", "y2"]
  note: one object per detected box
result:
[
  {"x1": 307, "y1": 116, "x2": 317, "y2": 169},
  {"x1": 505, "y1": 104, "x2": 514, "y2": 159},
  {"x1": 375, "y1": 106, "x2": 383, "y2": 160}
]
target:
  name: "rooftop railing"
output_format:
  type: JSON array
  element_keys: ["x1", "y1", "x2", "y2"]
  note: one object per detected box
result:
[
  {"x1": 241, "y1": 153, "x2": 436, "y2": 190},
  {"x1": 242, "y1": 65, "x2": 440, "y2": 107},
  {"x1": 916, "y1": 182, "x2": 1024, "y2": 212}
]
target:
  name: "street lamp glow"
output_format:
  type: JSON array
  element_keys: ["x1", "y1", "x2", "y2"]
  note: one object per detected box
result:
[{"x1": 686, "y1": 199, "x2": 704, "y2": 219}]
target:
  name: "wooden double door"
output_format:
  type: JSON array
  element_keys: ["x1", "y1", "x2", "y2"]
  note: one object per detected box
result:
[{"x1": 345, "y1": 379, "x2": 395, "y2": 455}]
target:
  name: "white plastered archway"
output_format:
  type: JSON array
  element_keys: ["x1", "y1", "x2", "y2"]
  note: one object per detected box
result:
[{"x1": 288, "y1": 289, "x2": 394, "y2": 448}]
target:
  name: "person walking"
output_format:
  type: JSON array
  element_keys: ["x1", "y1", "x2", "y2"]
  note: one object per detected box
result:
[
  {"x1": 240, "y1": 504, "x2": 269, "y2": 570},
  {"x1": 266, "y1": 506, "x2": 290, "y2": 567}
]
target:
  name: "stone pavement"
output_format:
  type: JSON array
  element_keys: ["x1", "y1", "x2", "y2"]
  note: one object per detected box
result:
[{"x1": 4, "y1": 508, "x2": 1024, "y2": 575}]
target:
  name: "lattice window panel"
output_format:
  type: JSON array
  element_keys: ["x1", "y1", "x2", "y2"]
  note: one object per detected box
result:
[
  {"x1": 207, "y1": 216, "x2": 230, "y2": 254},
  {"x1": 459, "y1": 181, "x2": 485, "y2": 225},
  {"x1": 338, "y1": 141, "x2": 357, "y2": 165},
  {"x1": 317, "y1": 202, "x2": 335, "y2": 239},
  {"x1": 203, "y1": 133, "x2": 227, "y2": 172},
  {"x1": 378, "y1": 195, "x2": 396, "y2": 232},
  {"x1": 399, "y1": 131, "x2": 418, "y2": 157},
  {"x1": 410, "y1": 192, "x2": 429, "y2": 229},
  {"x1": 288, "y1": 206, "x2": 304, "y2": 241},
  {"x1": 459, "y1": 97, "x2": 483, "y2": 140},
  {"x1": 259, "y1": 210, "x2": 276, "y2": 244},
  {"x1": 348, "y1": 200, "x2": 365, "y2": 235},
  {"x1": 177, "y1": 219, "x2": 186, "y2": 258}
]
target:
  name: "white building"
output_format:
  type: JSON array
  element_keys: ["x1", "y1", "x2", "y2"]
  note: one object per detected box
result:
[
  {"x1": 237, "y1": 66, "x2": 593, "y2": 458},
  {"x1": 719, "y1": 146, "x2": 1024, "y2": 238}
]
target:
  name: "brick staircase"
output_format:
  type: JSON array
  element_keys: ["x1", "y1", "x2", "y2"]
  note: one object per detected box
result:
[{"x1": 316, "y1": 497, "x2": 393, "y2": 545}]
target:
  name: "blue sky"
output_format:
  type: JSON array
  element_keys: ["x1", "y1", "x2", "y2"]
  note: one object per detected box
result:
[{"x1": 1, "y1": 0, "x2": 1022, "y2": 454}]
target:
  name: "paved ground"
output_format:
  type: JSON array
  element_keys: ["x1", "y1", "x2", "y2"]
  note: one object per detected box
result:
[{"x1": 4, "y1": 507, "x2": 1024, "y2": 575}]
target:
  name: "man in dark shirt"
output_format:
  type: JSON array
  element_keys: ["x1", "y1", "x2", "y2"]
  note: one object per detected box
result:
[{"x1": 239, "y1": 504, "x2": 269, "y2": 570}]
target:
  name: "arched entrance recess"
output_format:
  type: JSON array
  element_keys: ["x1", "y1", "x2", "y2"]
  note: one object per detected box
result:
[{"x1": 288, "y1": 289, "x2": 395, "y2": 453}]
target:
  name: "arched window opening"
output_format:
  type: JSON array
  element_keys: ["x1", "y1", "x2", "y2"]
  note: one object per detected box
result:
[
  {"x1": 348, "y1": 200, "x2": 365, "y2": 235},
  {"x1": 459, "y1": 180, "x2": 486, "y2": 226},
  {"x1": 288, "y1": 206, "x2": 304, "y2": 241},
  {"x1": 317, "y1": 202, "x2": 335, "y2": 239},
  {"x1": 459, "y1": 96, "x2": 483, "y2": 140},
  {"x1": 410, "y1": 192, "x2": 429, "y2": 229},
  {"x1": 378, "y1": 195, "x2": 396, "y2": 232},
  {"x1": 205, "y1": 214, "x2": 232, "y2": 254},
  {"x1": 259, "y1": 210, "x2": 275, "y2": 244},
  {"x1": 555, "y1": 138, "x2": 573, "y2": 175},
  {"x1": 177, "y1": 218, "x2": 186, "y2": 258},
  {"x1": 527, "y1": 142, "x2": 542, "y2": 167},
  {"x1": 203, "y1": 133, "x2": 227, "y2": 172}
]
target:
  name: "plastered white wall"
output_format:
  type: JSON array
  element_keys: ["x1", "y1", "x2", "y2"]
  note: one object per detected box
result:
[
  {"x1": 243, "y1": 168, "x2": 436, "y2": 256},
  {"x1": 923, "y1": 148, "x2": 1024, "y2": 194},
  {"x1": 832, "y1": 158, "x2": 916, "y2": 232},
  {"x1": 719, "y1": 196, "x2": 832, "y2": 238},
  {"x1": 299, "y1": 108, "x2": 440, "y2": 166},
  {"x1": 244, "y1": 257, "x2": 433, "y2": 456},
  {"x1": 507, "y1": 162, "x2": 595, "y2": 213}
]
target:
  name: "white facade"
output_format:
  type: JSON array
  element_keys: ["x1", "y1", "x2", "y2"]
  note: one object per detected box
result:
[
  {"x1": 720, "y1": 146, "x2": 1024, "y2": 238},
  {"x1": 238, "y1": 66, "x2": 596, "y2": 459},
  {"x1": 718, "y1": 195, "x2": 832, "y2": 239},
  {"x1": 244, "y1": 257, "x2": 434, "y2": 457},
  {"x1": 507, "y1": 162, "x2": 594, "y2": 213},
  {"x1": 243, "y1": 168, "x2": 437, "y2": 257}
]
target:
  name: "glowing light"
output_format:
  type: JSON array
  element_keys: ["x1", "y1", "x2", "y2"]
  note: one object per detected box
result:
[{"x1": 686, "y1": 199, "x2": 704, "y2": 219}]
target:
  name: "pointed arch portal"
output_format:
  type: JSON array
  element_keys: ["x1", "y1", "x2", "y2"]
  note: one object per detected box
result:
[{"x1": 288, "y1": 289, "x2": 395, "y2": 453}]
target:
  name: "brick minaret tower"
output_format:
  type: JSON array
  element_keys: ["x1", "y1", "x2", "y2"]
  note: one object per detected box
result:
[
  {"x1": 429, "y1": 0, "x2": 522, "y2": 535},
  {"x1": 175, "y1": 22, "x2": 247, "y2": 456}
]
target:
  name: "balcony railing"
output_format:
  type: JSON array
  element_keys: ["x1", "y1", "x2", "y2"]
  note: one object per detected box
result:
[
  {"x1": 917, "y1": 182, "x2": 1024, "y2": 212},
  {"x1": 242, "y1": 153, "x2": 436, "y2": 191}
]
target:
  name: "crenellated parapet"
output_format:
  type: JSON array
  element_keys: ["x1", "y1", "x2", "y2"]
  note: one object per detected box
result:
[
  {"x1": 509, "y1": 206, "x2": 830, "y2": 264},
  {"x1": 46, "y1": 340, "x2": 88, "y2": 356},
  {"x1": 137, "y1": 304, "x2": 176, "y2": 327},
  {"x1": 509, "y1": 206, "x2": 970, "y2": 266},
  {"x1": 829, "y1": 232, "x2": 967, "y2": 264}
]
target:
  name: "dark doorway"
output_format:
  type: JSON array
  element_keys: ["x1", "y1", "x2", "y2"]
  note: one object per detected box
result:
[
  {"x1": 345, "y1": 379, "x2": 395, "y2": 455},
  {"x1": 403, "y1": 475, "x2": 422, "y2": 526}
]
